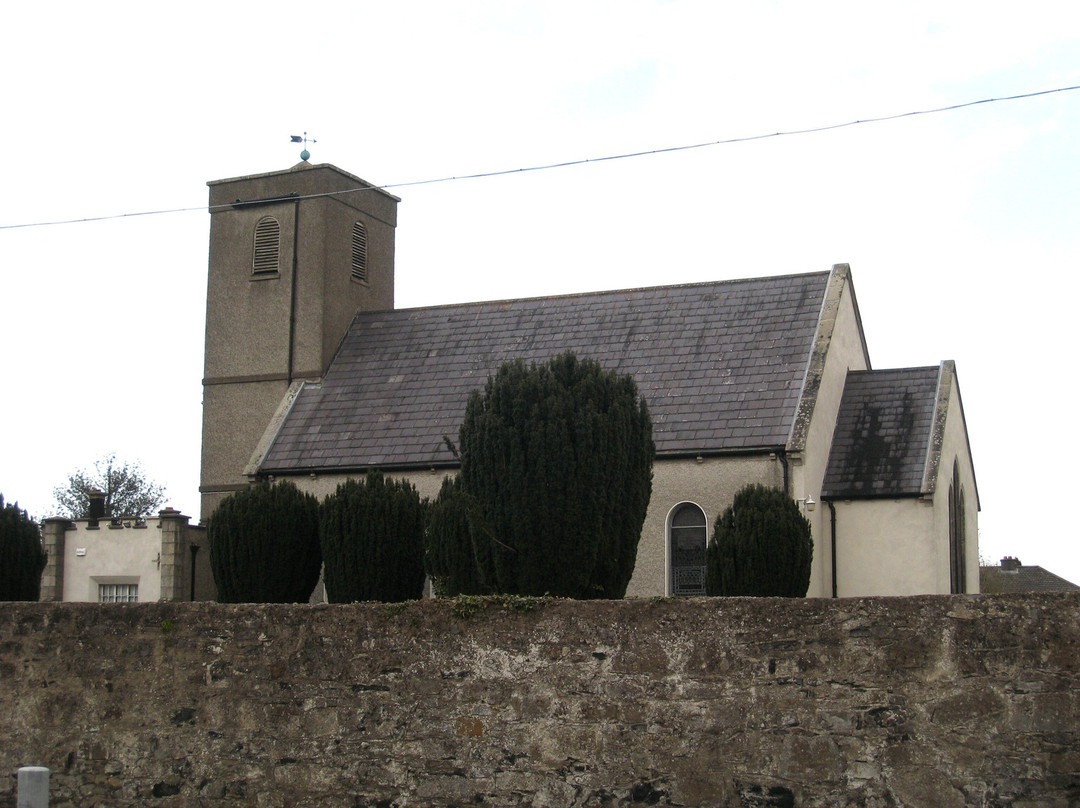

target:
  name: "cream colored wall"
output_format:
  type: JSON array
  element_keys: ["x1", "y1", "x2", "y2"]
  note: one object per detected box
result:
[
  {"x1": 284, "y1": 468, "x2": 454, "y2": 506},
  {"x1": 929, "y1": 370, "x2": 980, "y2": 594},
  {"x1": 630, "y1": 455, "x2": 782, "y2": 597},
  {"x1": 831, "y1": 498, "x2": 939, "y2": 596},
  {"x1": 829, "y1": 368, "x2": 979, "y2": 597},
  {"x1": 61, "y1": 520, "x2": 163, "y2": 602},
  {"x1": 278, "y1": 454, "x2": 783, "y2": 599},
  {"x1": 789, "y1": 273, "x2": 870, "y2": 597}
]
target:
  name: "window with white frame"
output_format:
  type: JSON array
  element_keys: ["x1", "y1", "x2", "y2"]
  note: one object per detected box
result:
[{"x1": 99, "y1": 583, "x2": 139, "y2": 603}]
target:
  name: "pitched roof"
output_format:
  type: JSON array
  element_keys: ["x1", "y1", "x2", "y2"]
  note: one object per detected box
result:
[
  {"x1": 821, "y1": 366, "x2": 942, "y2": 498},
  {"x1": 980, "y1": 565, "x2": 1080, "y2": 593},
  {"x1": 259, "y1": 271, "x2": 832, "y2": 473}
]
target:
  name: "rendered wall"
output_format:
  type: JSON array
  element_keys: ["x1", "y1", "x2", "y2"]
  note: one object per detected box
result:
[
  {"x1": 278, "y1": 454, "x2": 784, "y2": 599},
  {"x1": 636, "y1": 454, "x2": 780, "y2": 597},
  {"x1": 60, "y1": 521, "x2": 162, "y2": 602},
  {"x1": 40, "y1": 513, "x2": 212, "y2": 604},
  {"x1": 830, "y1": 367, "x2": 980, "y2": 597},
  {"x1": 929, "y1": 367, "x2": 980, "y2": 592},
  {"x1": 832, "y1": 498, "x2": 939, "y2": 596},
  {"x1": 200, "y1": 163, "x2": 398, "y2": 520},
  {"x1": 2, "y1": 595, "x2": 1078, "y2": 808},
  {"x1": 788, "y1": 267, "x2": 871, "y2": 598}
]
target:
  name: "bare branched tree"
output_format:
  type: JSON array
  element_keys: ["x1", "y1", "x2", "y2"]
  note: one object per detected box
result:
[{"x1": 52, "y1": 454, "x2": 167, "y2": 518}]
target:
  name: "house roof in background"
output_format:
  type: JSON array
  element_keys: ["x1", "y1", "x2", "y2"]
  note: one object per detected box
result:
[
  {"x1": 980, "y1": 565, "x2": 1080, "y2": 593},
  {"x1": 259, "y1": 271, "x2": 832, "y2": 473},
  {"x1": 821, "y1": 365, "x2": 942, "y2": 498}
]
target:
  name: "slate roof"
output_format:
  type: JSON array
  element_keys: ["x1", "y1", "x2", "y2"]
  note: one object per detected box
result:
[
  {"x1": 821, "y1": 366, "x2": 941, "y2": 498},
  {"x1": 259, "y1": 272, "x2": 832, "y2": 473},
  {"x1": 980, "y1": 565, "x2": 1080, "y2": 593}
]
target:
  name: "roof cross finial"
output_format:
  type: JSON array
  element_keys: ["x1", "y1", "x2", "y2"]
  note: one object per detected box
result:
[{"x1": 289, "y1": 132, "x2": 317, "y2": 162}]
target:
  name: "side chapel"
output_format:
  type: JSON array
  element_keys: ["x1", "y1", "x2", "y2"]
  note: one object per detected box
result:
[{"x1": 200, "y1": 162, "x2": 980, "y2": 598}]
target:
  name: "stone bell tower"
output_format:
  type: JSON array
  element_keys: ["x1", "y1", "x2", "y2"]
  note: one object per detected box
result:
[{"x1": 199, "y1": 162, "x2": 400, "y2": 519}]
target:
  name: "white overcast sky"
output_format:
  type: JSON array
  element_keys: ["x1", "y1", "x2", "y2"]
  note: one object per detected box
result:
[{"x1": 2, "y1": 2, "x2": 1078, "y2": 586}]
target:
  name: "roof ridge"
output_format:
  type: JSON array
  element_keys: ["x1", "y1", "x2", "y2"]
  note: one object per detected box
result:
[{"x1": 379, "y1": 270, "x2": 832, "y2": 317}]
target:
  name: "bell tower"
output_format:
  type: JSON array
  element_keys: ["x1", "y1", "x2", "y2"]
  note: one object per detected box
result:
[{"x1": 199, "y1": 162, "x2": 399, "y2": 519}]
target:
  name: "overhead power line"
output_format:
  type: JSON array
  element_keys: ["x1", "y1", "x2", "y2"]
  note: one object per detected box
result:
[{"x1": 2, "y1": 83, "x2": 1077, "y2": 232}]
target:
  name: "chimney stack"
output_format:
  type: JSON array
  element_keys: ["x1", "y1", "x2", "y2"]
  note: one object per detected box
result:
[
  {"x1": 1000, "y1": 556, "x2": 1022, "y2": 572},
  {"x1": 88, "y1": 489, "x2": 107, "y2": 520}
]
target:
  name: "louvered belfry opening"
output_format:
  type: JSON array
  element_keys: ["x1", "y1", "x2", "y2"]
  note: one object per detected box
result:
[
  {"x1": 351, "y1": 221, "x2": 368, "y2": 282},
  {"x1": 252, "y1": 217, "x2": 280, "y2": 274}
]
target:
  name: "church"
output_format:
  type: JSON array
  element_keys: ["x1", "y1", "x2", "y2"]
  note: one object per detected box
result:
[{"x1": 199, "y1": 161, "x2": 979, "y2": 599}]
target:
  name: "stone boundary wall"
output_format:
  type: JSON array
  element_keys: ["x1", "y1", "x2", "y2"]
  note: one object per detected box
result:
[{"x1": 1, "y1": 594, "x2": 1078, "y2": 807}]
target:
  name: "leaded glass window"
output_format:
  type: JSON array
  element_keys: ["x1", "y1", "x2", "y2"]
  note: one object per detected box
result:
[{"x1": 670, "y1": 503, "x2": 707, "y2": 596}]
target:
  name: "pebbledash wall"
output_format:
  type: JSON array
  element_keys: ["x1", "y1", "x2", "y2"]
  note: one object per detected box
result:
[{"x1": 2, "y1": 595, "x2": 1078, "y2": 808}]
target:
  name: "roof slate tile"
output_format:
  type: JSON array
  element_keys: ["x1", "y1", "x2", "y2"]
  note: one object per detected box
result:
[
  {"x1": 260, "y1": 273, "x2": 830, "y2": 472},
  {"x1": 821, "y1": 366, "x2": 941, "y2": 499}
]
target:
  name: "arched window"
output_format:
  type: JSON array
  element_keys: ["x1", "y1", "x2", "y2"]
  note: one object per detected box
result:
[
  {"x1": 252, "y1": 217, "x2": 280, "y2": 275},
  {"x1": 351, "y1": 221, "x2": 368, "y2": 282},
  {"x1": 948, "y1": 462, "x2": 967, "y2": 594},
  {"x1": 669, "y1": 503, "x2": 707, "y2": 596}
]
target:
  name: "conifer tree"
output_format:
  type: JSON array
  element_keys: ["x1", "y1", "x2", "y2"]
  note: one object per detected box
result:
[
  {"x1": 208, "y1": 481, "x2": 321, "y2": 603},
  {"x1": 320, "y1": 472, "x2": 426, "y2": 603},
  {"x1": 424, "y1": 475, "x2": 488, "y2": 597},
  {"x1": 0, "y1": 495, "x2": 47, "y2": 601},
  {"x1": 459, "y1": 352, "x2": 653, "y2": 598},
  {"x1": 705, "y1": 484, "x2": 813, "y2": 597}
]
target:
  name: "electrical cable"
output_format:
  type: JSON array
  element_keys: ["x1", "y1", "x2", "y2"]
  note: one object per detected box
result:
[{"x1": 2, "y1": 83, "x2": 1077, "y2": 231}]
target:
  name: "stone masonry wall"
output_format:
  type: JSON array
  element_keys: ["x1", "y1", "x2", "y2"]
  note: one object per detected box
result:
[{"x1": 1, "y1": 594, "x2": 1078, "y2": 808}]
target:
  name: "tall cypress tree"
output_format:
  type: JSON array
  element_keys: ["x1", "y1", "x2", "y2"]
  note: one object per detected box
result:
[
  {"x1": 0, "y1": 495, "x2": 47, "y2": 601},
  {"x1": 459, "y1": 352, "x2": 653, "y2": 598},
  {"x1": 424, "y1": 475, "x2": 488, "y2": 597},
  {"x1": 705, "y1": 484, "x2": 813, "y2": 597},
  {"x1": 320, "y1": 472, "x2": 426, "y2": 603},
  {"x1": 208, "y1": 481, "x2": 321, "y2": 603}
]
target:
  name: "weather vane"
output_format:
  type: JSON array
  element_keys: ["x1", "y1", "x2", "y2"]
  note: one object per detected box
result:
[{"x1": 290, "y1": 132, "x2": 317, "y2": 162}]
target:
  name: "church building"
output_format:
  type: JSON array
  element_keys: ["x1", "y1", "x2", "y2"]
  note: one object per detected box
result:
[{"x1": 200, "y1": 161, "x2": 980, "y2": 598}]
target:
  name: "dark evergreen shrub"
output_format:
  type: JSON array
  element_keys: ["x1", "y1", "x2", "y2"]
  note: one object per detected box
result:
[
  {"x1": 208, "y1": 481, "x2": 321, "y2": 603},
  {"x1": 0, "y1": 495, "x2": 46, "y2": 601},
  {"x1": 459, "y1": 351, "x2": 653, "y2": 598},
  {"x1": 705, "y1": 483, "x2": 813, "y2": 597},
  {"x1": 320, "y1": 472, "x2": 426, "y2": 603},
  {"x1": 424, "y1": 476, "x2": 488, "y2": 597}
]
